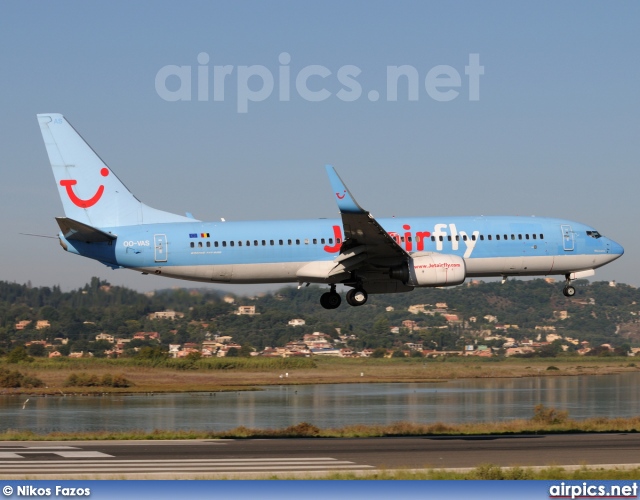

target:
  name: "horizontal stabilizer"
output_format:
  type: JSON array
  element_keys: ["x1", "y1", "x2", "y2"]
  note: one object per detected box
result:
[{"x1": 56, "y1": 217, "x2": 117, "y2": 243}]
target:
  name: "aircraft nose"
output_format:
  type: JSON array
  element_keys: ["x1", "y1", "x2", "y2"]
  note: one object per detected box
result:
[{"x1": 608, "y1": 239, "x2": 624, "y2": 256}]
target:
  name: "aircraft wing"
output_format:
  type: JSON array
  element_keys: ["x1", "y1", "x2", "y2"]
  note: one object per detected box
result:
[{"x1": 325, "y1": 165, "x2": 409, "y2": 274}]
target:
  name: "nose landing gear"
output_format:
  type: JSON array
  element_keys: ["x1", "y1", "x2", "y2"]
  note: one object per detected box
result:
[{"x1": 563, "y1": 274, "x2": 576, "y2": 297}]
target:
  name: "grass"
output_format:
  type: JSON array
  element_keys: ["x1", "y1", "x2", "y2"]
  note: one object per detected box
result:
[
  {"x1": 1, "y1": 356, "x2": 637, "y2": 395},
  {"x1": 263, "y1": 465, "x2": 640, "y2": 480},
  {"x1": 3, "y1": 465, "x2": 640, "y2": 480}
]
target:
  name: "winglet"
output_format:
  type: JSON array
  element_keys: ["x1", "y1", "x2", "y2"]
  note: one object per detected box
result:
[{"x1": 325, "y1": 165, "x2": 366, "y2": 214}]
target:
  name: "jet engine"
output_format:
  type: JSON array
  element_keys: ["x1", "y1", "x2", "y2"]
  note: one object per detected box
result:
[{"x1": 389, "y1": 252, "x2": 466, "y2": 287}]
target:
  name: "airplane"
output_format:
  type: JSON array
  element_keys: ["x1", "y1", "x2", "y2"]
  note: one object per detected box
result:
[{"x1": 37, "y1": 113, "x2": 624, "y2": 309}]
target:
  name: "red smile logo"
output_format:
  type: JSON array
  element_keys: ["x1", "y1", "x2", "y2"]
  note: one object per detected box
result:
[{"x1": 60, "y1": 168, "x2": 109, "y2": 208}]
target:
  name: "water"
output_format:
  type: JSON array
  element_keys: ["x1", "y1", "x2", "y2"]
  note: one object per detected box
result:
[{"x1": 1, "y1": 373, "x2": 639, "y2": 433}]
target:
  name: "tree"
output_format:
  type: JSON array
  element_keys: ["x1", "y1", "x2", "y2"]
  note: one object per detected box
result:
[
  {"x1": 6, "y1": 346, "x2": 33, "y2": 363},
  {"x1": 136, "y1": 345, "x2": 168, "y2": 360},
  {"x1": 239, "y1": 343, "x2": 254, "y2": 357},
  {"x1": 372, "y1": 316, "x2": 390, "y2": 336},
  {"x1": 27, "y1": 343, "x2": 47, "y2": 357},
  {"x1": 370, "y1": 347, "x2": 387, "y2": 358},
  {"x1": 226, "y1": 347, "x2": 239, "y2": 357}
]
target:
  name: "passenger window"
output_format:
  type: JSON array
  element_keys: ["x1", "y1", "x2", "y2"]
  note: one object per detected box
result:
[
  {"x1": 206, "y1": 241, "x2": 210, "y2": 247},
  {"x1": 328, "y1": 238, "x2": 333, "y2": 244},
  {"x1": 463, "y1": 235, "x2": 468, "y2": 241},
  {"x1": 230, "y1": 241, "x2": 234, "y2": 247},
  {"x1": 313, "y1": 239, "x2": 317, "y2": 244},
  {"x1": 447, "y1": 236, "x2": 451, "y2": 241},
  {"x1": 222, "y1": 241, "x2": 227, "y2": 247},
  {"x1": 511, "y1": 235, "x2": 515, "y2": 240},
  {"x1": 431, "y1": 236, "x2": 435, "y2": 241},
  {"x1": 525, "y1": 234, "x2": 529, "y2": 240},
  {"x1": 279, "y1": 240, "x2": 283, "y2": 245},
  {"x1": 321, "y1": 238, "x2": 325, "y2": 244},
  {"x1": 540, "y1": 234, "x2": 544, "y2": 239},
  {"x1": 190, "y1": 242, "x2": 194, "y2": 248},
  {"x1": 496, "y1": 235, "x2": 500, "y2": 240},
  {"x1": 238, "y1": 241, "x2": 242, "y2": 247},
  {"x1": 487, "y1": 235, "x2": 492, "y2": 240},
  {"x1": 479, "y1": 235, "x2": 483, "y2": 241},
  {"x1": 296, "y1": 239, "x2": 300, "y2": 245},
  {"x1": 198, "y1": 242, "x2": 202, "y2": 248}
]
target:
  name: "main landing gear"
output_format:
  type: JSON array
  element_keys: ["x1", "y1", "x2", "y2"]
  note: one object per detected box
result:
[
  {"x1": 320, "y1": 285, "x2": 368, "y2": 309},
  {"x1": 346, "y1": 288, "x2": 368, "y2": 307},
  {"x1": 320, "y1": 285, "x2": 341, "y2": 309},
  {"x1": 563, "y1": 274, "x2": 576, "y2": 297}
]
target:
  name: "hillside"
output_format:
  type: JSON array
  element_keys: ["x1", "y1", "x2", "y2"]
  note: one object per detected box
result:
[{"x1": 1, "y1": 277, "x2": 639, "y2": 357}]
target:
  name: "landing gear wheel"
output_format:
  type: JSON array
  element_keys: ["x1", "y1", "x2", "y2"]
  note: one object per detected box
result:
[
  {"x1": 563, "y1": 285, "x2": 576, "y2": 297},
  {"x1": 320, "y1": 291, "x2": 341, "y2": 309},
  {"x1": 346, "y1": 288, "x2": 368, "y2": 306}
]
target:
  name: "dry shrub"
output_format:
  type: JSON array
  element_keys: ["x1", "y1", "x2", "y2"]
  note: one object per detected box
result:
[
  {"x1": 531, "y1": 404, "x2": 569, "y2": 425},
  {"x1": 282, "y1": 422, "x2": 321, "y2": 437}
]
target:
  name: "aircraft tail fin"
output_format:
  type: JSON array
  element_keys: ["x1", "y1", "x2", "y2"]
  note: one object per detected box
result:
[{"x1": 37, "y1": 113, "x2": 195, "y2": 228}]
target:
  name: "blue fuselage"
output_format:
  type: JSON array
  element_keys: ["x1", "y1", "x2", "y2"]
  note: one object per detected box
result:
[{"x1": 59, "y1": 215, "x2": 623, "y2": 285}]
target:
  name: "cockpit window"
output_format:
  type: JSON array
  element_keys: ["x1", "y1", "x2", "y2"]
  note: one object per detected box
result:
[{"x1": 586, "y1": 230, "x2": 602, "y2": 239}]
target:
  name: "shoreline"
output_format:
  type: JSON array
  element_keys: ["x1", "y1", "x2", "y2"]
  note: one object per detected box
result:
[
  {"x1": 1, "y1": 356, "x2": 638, "y2": 396},
  {"x1": 1, "y1": 358, "x2": 639, "y2": 440}
]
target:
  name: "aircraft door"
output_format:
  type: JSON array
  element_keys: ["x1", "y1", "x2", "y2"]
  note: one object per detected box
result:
[
  {"x1": 561, "y1": 225, "x2": 574, "y2": 251},
  {"x1": 154, "y1": 234, "x2": 168, "y2": 262}
]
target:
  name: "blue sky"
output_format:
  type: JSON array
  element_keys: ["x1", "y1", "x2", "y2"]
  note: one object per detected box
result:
[{"x1": 1, "y1": 1, "x2": 638, "y2": 292}]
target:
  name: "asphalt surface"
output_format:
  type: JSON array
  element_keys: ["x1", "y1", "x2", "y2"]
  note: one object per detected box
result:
[{"x1": 1, "y1": 433, "x2": 639, "y2": 478}]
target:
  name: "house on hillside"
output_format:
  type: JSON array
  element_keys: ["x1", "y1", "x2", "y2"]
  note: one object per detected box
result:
[
  {"x1": 236, "y1": 305, "x2": 258, "y2": 315},
  {"x1": 96, "y1": 333, "x2": 115, "y2": 343},
  {"x1": 149, "y1": 310, "x2": 184, "y2": 320}
]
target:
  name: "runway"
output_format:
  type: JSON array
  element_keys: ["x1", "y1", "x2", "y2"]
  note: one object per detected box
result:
[{"x1": 1, "y1": 434, "x2": 639, "y2": 478}]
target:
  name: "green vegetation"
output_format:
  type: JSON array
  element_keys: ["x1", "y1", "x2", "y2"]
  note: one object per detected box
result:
[
  {"x1": 0, "y1": 367, "x2": 44, "y2": 388},
  {"x1": 63, "y1": 372, "x2": 132, "y2": 388},
  {"x1": 1, "y1": 277, "x2": 639, "y2": 360}
]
